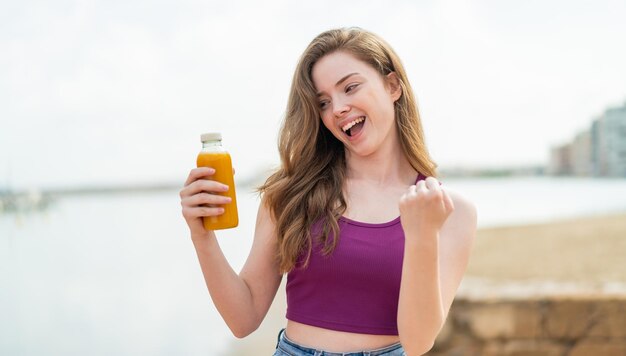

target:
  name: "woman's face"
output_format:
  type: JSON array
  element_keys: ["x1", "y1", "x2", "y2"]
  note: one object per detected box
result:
[{"x1": 311, "y1": 51, "x2": 401, "y2": 157}]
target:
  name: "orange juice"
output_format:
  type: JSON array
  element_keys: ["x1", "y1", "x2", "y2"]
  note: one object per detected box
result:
[{"x1": 196, "y1": 133, "x2": 238, "y2": 230}]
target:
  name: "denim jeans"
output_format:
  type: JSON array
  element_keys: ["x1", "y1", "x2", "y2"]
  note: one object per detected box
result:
[{"x1": 273, "y1": 328, "x2": 406, "y2": 356}]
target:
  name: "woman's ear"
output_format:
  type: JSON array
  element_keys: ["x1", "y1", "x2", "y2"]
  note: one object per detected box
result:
[{"x1": 386, "y1": 72, "x2": 402, "y2": 102}]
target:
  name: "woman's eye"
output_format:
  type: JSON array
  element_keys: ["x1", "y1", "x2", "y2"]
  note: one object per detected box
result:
[
  {"x1": 346, "y1": 83, "x2": 359, "y2": 93},
  {"x1": 319, "y1": 101, "x2": 329, "y2": 109}
]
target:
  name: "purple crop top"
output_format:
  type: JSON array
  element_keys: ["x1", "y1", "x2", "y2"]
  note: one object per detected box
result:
[{"x1": 285, "y1": 173, "x2": 427, "y2": 335}]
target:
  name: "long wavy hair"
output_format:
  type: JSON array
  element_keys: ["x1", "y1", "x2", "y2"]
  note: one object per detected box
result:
[{"x1": 258, "y1": 27, "x2": 438, "y2": 274}]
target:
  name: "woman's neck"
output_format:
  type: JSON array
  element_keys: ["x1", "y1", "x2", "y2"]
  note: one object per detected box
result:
[{"x1": 344, "y1": 139, "x2": 416, "y2": 186}]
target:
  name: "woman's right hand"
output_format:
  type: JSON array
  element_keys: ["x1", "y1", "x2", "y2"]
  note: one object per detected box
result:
[{"x1": 179, "y1": 167, "x2": 232, "y2": 238}]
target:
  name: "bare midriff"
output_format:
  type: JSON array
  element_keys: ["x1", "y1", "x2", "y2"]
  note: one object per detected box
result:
[{"x1": 284, "y1": 320, "x2": 401, "y2": 352}]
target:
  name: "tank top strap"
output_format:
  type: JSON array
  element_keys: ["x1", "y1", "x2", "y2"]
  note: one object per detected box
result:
[
  {"x1": 414, "y1": 173, "x2": 442, "y2": 186},
  {"x1": 415, "y1": 172, "x2": 425, "y2": 184}
]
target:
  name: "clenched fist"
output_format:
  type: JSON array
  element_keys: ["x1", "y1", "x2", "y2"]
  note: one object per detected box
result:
[{"x1": 399, "y1": 177, "x2": 455, "y2": 239}]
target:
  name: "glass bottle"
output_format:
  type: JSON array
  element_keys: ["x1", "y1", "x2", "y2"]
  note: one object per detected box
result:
[{"x1": 196, "y1": 132, "x2": 238, "y2": 230}]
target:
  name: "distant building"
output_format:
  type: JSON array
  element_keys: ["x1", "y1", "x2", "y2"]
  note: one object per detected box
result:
[
  {"x1": 549, "y1": 101, "x2": 626, "y2": 177},
  {"x1": 572, "y1": 130, "x2": 592, "y2": 176},
  {"x1": 602, "y1": 105, "x2": 626, "y2": 176},
  {"x1": 590, "y1": 118, "x2": 603, "y2": 175},
  {"x1": 548, "y1": 143, "x2": 573, "y2": 176}
]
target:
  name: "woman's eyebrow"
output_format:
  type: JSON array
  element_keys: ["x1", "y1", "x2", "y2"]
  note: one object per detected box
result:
[{"x1": 316, "y1": 72, "x2": 360, "y2": 96}]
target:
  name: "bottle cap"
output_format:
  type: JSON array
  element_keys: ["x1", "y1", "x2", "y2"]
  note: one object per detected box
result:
[{"x1": 200, "y1": 132, "x2": 222, "y2": 142}]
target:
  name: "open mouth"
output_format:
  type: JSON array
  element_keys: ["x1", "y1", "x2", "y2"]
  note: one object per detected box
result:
[{"x1": 342, "y1": 116, "x2": 366, "y2": 137}]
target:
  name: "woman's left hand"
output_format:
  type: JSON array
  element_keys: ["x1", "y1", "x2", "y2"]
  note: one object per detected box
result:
[{"x1": 399, "y1": 177, "x2": 455, "y2": 239}]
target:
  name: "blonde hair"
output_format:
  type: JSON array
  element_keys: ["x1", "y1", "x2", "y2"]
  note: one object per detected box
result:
[{"x1": 258, "y1": 27, "x2": 438, "y2": 274}]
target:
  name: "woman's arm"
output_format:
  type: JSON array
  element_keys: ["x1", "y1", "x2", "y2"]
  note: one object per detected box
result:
[
  {"x1": 191, "y1": 199, "x2": 283, "y2": 338},
  {"x1": 181, "y1": 168, "x2": 282, "y2": 338},
  {"x1": 397, "y1": 182, "x2": 477, "y2": 355}
]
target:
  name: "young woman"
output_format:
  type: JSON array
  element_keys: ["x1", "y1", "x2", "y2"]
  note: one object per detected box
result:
[{"x1": 180, "y1": 27, "x2": 476, "y2": 356}]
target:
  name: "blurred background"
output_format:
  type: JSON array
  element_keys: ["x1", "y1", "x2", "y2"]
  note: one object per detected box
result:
[{"x1": 1, "y1": 0, "x2": 625, "y2": 355}]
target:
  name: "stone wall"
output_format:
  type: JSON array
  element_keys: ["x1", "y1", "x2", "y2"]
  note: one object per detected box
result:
[
  {"x1": 227, "y1": 280, "x2": 626, "y2": 355},
  {"x1": 427, "y1": 285, "x2": 626, "y2": 356}
]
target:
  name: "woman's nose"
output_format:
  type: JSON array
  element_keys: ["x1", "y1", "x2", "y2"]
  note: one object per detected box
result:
[{"x1": 332, "y1": 99, "x2": 350, "y2": 117}]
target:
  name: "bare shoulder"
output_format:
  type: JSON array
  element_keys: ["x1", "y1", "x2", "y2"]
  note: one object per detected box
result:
[
  {"x1": 447, "y1": 189, "x2": 477, "y2": 221},
  {"x1": 441, "y1": 188, "x2": 477, "y2": 245}
]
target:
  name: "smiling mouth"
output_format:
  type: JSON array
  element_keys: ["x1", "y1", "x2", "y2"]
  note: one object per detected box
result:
[{"x1": 342, "y1": 116, "x2": 366, "y2": 137}]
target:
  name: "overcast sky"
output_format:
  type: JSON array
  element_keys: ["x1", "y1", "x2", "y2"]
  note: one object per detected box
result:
[{"x1": 1, "y1": 0, "x2": 625, "y2": 189}]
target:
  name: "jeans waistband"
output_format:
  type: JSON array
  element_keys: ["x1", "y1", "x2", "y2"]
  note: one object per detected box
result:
[{"x1": 275, "y1": 328, "x2": 404, "y2": 356}]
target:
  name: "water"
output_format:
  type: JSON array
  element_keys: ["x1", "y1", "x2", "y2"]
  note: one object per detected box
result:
[
  {"x1": 1, "y1": 176, "x2": 626, "y2": 355},
  {"x1": 444, "y1": 176, "x2": 626, "y2": 227},
  {"x1": 1, "y1": 190, "x2": 260, "y2": 356}
]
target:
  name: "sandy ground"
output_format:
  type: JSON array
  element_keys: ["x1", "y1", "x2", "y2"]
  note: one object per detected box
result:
[
  {"x1": 224, "y1": 213, "x2": 626, "y2": 355},
  {"x1": 466, "y1": 213, "x2": 626, "y2": 283}
]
